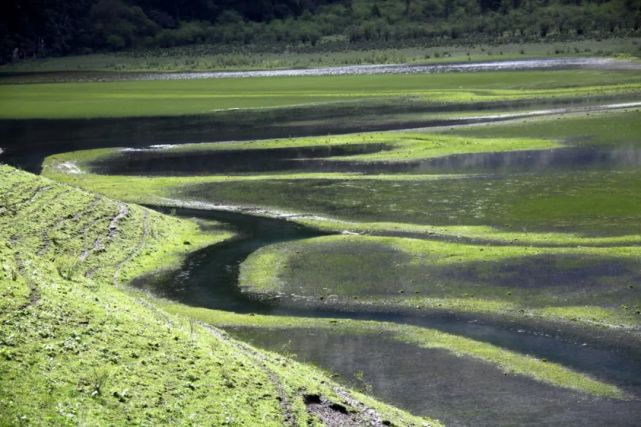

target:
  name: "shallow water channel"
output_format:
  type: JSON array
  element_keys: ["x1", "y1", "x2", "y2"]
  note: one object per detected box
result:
[
  {"x1": 1, "y1": 96, "x2": 638, "y2": 174},
  {"x1": 91, "y1": 144, "x2": 641, "y2": 176},
  {"x1": 138, "y1": 206, "x2": 641, "y2": 426}
]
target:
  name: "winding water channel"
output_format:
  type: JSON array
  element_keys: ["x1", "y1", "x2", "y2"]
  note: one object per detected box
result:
[{"x1": 139, "y1": 207, "x2": 641, "y2": 426}]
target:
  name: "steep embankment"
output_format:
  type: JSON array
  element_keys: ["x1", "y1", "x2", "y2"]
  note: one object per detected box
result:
[{"x1": 0, "y1": 165, "x2": 435, "y2": 426}]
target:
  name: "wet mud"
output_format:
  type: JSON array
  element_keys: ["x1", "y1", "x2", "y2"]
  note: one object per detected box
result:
[{"x1": 89, "y1": 145, "x2": 641, "y2": 176}]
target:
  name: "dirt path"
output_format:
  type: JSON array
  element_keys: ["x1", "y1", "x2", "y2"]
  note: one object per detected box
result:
[
  {"x1": 79, "y1": 205, "x2": 112, "y2": 262},
  {"x1": 200, "y1": 323, "x2": 297, "y2": 426},
  {"x1": 14, "y1": 252, "x2": 40, "y2": 309},
  {"x1": 112, "y1": 210, "x2": 148, "y2": 286},
  {"x1": 77, "y1": 202, "x2": 136, "y2": 277},
  {"x1": 7, "y1": 185, "x2": 52, "y2": 213},
  {"x1": 108, "y1": 204, "x2": 129, "y2": 241}
]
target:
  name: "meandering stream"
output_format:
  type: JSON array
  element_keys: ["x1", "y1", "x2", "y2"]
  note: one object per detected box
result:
[{"x1": 139, "y1": 206, "x2": 641, "y2": 426}]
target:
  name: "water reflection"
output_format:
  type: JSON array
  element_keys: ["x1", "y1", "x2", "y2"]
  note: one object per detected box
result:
[
  {"x1": 230, "y1": 327, "x2": 641, "y2": 427},
  {"x1": 89, "y1": 145, "x2": 641, "y2": 176}
]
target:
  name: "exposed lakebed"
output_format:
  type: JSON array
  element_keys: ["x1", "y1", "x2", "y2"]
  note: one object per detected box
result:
[{"x1": 32, "y1": 107, "x2": 641, "y2": 424}]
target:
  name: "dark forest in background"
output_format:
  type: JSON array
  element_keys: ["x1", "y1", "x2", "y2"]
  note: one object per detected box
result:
[{"x1": 2, "y1": 0, "x2": 640, "y2": 63}]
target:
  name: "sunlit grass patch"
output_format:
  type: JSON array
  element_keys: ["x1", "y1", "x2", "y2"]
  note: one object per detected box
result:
[
  {"x1": 444, "y1": 108, "x2": 641, "y2": 147},
  {"x1": 238, "y1": 234, "x2": 641, "y2": 330}
]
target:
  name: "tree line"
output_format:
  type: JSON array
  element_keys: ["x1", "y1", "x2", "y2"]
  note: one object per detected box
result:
[{"x1": 2, "y1": 0, "x2": 640, "y2": 63}]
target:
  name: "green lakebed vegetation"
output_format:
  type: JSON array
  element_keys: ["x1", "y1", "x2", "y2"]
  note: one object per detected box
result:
[
  {"x1": 3, "y1": 67, "x2": 641, "y2": 119},
  {"x1": 239, "y1": 234, "x2": 641, "y2": 327}
]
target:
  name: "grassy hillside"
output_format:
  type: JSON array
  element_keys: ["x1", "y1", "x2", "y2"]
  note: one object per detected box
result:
[{"x1": 0, "y1": 165, "x2": 435, "y2": 426}]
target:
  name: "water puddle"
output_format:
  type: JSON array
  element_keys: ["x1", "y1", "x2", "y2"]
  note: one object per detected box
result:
[
  {"x1": 88, "y1": 143, "x2": 391, "y2": 176},
  {"x1": 229, "y1": 327, "x2": 641, "y2": 426},
  {"x1": 87, "y1": 144, "x2": 641, "y2": 176}
]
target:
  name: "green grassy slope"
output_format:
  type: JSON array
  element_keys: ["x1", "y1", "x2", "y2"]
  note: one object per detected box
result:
[{"x1": 0, "y1": 165, "x2": 435, "y2": 426}]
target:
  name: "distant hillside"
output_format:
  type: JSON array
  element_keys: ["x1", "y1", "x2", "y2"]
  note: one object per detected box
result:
[{"x1": 2, "y1": 0, "x2": 640, "y2": 63}]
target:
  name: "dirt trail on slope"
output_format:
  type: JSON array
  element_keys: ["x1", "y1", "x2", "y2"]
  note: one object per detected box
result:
[
  {"x1": 112, "y1": 210, "x2": 148, "y2": 286},
  {"x1": 14, "y1": 252, "x2": 40, "y2": 309}
]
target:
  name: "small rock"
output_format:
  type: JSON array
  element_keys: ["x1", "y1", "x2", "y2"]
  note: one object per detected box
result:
[{"x1": 329, "y1": 402, "x2": 348, "y2": 414}]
